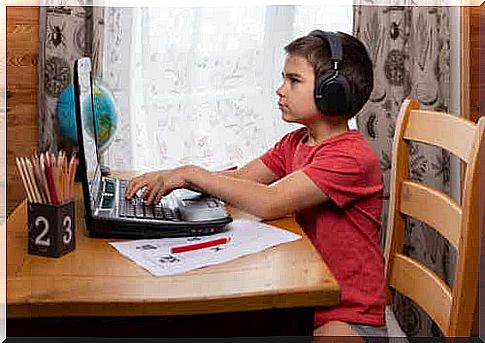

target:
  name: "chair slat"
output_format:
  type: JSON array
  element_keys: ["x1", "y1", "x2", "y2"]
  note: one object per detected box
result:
[
  {"x1": 389, "y1": 254, "x2": 452, "y2": 335},
  {"x1": 399, "y1": 180, "x2": 462, "y2": 250},
  {"x1": 404, "y1": 110, "x2": 476, "y2": 162}
]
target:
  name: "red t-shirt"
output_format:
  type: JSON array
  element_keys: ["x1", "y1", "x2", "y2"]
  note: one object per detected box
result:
[{"x1": 260, "y1": 128, "x2": 385, "y2": 327}]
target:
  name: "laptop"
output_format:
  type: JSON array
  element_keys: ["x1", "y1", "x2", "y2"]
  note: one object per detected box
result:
[{"x1": 73, "y1": 57, "x2": 233, "y2": 238}]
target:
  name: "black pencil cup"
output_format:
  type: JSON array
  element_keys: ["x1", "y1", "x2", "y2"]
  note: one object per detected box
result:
[{"x1": 27, "y1": 201, "x2": 76, "y2": 258}]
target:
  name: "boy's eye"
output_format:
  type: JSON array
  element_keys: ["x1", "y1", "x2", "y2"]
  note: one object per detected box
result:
[{"x1": 289, "y1": 78, "x2": 300, "y2": 83}]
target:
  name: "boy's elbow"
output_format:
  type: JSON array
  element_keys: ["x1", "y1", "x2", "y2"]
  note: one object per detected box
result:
[
  {"x1": 256, "y1": 200, "x2": 290, "y2": 220},
  {"x1": 256, "y1": 209, "x2": 274, "y2": 220},
  {"x1": 258, "y1": 211, "x2": 285, "y2": 221}
]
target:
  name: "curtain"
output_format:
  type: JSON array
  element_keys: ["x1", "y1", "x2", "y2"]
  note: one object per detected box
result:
[
  {"x1": 354, "y1": 5, "x2": 461, "y2": 337},
  {"x1": 99, "y1": 6, "x2": 353, "y2": 172}
]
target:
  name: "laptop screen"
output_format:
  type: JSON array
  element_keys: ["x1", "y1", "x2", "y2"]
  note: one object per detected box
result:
[{"x1": 74, "y1": 57, "x2": 102, "y2": 213}]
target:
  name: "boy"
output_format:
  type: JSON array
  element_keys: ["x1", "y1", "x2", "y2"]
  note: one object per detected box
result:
[{"x1": 126, "y1": 30, "x2": 387, "y2": 341}]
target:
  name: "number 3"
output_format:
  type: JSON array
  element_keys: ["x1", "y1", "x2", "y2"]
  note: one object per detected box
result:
[{"x1": 63, "y1": 216, "x2": 72, "y2": 245}]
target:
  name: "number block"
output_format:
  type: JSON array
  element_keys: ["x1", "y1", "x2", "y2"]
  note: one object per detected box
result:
[{"x1": 27, "y1": 201, "x2": 76, "y2": 258}]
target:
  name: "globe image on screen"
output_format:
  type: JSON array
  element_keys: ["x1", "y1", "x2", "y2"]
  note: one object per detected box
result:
[{"x1": 56, "y1": 81, "x2": 118, "y2": 153}]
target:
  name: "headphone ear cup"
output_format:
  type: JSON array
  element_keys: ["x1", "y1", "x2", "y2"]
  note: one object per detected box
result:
[
  {"x1": 314, "y1": 72, "x2": 351, "y2": 116},
  {"x1": 314, "y1": 71, "x2": 334, "y2": 114}
]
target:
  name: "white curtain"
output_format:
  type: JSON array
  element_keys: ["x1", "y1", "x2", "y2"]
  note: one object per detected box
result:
[{"x1": 101, "y1": 6, "x2": 353, "y2": 172}]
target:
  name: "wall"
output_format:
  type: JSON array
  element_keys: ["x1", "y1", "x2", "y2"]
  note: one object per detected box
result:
[
  {"x1": 470, "y1": 4, "x2": 484, "y2": 123},
  {"x1": 6, "y1": 7, "x2": 40, "y2": 216},
  {"x1": 471, "y1": 4, "x2": 484, "y2": 339},
  {"x1": 464, "y1": 4, "x2": 483, "y2": 338},
  {"x1": 1, "y1": 6, "x2": 6, "y2": 223}
]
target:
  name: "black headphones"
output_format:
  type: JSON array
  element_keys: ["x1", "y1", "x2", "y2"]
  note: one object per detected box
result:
[{"x1": 308, "y1": 30, "x2": 351, "y2": 116}]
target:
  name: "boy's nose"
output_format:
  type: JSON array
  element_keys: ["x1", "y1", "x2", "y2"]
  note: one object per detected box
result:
[{"x1": 276, "y1": 84, "x2": 285, "y2": 97}]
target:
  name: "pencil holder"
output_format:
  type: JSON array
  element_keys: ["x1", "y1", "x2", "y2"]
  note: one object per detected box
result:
[{"x1": 27, "y1": 201, "x2": 76, "y2": 258}]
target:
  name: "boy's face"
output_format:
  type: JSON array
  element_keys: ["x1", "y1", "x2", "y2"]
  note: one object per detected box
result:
[{"x1": 276, "y1": 54, "x2": 320, "y2": 124}]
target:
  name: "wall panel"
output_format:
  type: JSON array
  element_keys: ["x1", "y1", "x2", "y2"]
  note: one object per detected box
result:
[{"x1": 6, "y1": 6, "x2": 40, "y2": 216}]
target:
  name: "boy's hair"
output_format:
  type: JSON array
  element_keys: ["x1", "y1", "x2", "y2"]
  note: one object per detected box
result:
[{"x1": 284, "y1": 32, "x2": 373, "y2": 119}]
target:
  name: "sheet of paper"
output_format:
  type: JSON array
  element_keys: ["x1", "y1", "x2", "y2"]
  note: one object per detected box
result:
[{"x1": 109, "y1": 219, "x2": 301, "y2": 276}]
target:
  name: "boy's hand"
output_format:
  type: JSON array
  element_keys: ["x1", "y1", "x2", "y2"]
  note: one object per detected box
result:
[{"x1": 125, "y1": 167, "x2": 188, "y2": 205}]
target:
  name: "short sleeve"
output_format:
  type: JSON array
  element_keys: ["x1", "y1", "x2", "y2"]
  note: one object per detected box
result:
[
  {"x1": 302, "y1": 149, "x2": 382, "y2": 209},
  {"x1": 259, "y1": 131, "x2": 298, "y2": 178}
]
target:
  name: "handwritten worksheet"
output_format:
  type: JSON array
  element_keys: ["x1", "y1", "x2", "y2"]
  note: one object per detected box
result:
[{"x1": 109, "y1": 219, "x2": 301, "y2": 276}]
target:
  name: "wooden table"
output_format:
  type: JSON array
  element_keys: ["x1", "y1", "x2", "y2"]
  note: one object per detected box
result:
[{"x1": 7, "y1": 183, "x2": 340, "y2": 337}]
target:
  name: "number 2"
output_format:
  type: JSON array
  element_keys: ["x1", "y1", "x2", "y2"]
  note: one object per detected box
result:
[{"x1": 34, "y1": 216, "x2": 51, "y2": 247}]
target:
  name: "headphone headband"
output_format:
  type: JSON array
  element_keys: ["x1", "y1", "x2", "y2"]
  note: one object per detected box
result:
[{"x1": 308, "y1": 30, "x2": 343, "y2": 69}]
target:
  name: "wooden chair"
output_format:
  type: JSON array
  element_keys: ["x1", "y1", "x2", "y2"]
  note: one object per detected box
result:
[{"x1": 384, "y1": 99, "x2": 484, "y2": 337}]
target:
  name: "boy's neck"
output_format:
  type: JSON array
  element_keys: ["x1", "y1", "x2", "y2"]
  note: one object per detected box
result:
[{"x1": 305, "y1": 117, "x2": 350, "y2": 146}]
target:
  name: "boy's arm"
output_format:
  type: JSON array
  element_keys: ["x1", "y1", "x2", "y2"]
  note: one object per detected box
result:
[
  {"x1": 125, "y1": 158, "x2": 279, "y2": 200},
  {"x1": 144, "y1": 165, "x2": 329, "y2": 220},
  {"x1": 216, "y1": 158, "x2": 280, "y2": 185},
  {"x1": 171, "y1": 159, "x2": 280, "y2": 194}
]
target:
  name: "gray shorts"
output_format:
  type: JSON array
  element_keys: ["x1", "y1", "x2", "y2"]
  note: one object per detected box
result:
[{"x1": 348, "y1": 323, "x2": 389, "y2": 343}]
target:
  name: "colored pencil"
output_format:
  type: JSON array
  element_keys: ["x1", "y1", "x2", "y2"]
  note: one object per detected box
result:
[
  {"x1": 15, "y1": 157, "x2": 33, "y2": 202},
  {"x1": 15, "y1": 151, "x2": 79, "y2": 205},
  {"x1": 25, "y1": 157, "x2": 43, "y2": 204},
  {"x1": 39, "y1": 153, "x2": 52, "y2": 204}
]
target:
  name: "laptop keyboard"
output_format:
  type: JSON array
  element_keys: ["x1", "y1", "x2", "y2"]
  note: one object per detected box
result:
[{"x1": 116, "y1": 179, "x2": 178, "y2": 221}]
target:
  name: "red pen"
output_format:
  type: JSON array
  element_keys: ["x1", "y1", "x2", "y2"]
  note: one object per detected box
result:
[{"x1": 171, "y1": 237, "x2": 230, "y2": 254}]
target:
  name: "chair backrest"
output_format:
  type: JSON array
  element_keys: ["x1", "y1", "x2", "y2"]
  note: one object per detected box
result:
[{"x1": 384, "y1": 98, "x2": 484, "y2": 336}]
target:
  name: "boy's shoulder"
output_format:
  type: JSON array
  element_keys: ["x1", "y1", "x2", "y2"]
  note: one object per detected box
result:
[
  {"x1": 319, "y1": 129, "x2": 369, "y2": 151},
  {"x1": 317, "y1": 130, "x2": 380, "y2": 165},
  {"x1": 278, "y1": 128, "x2": 379, "y2": 165}
]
